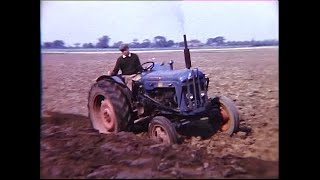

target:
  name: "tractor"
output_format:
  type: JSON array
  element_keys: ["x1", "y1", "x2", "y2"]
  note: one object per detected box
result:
[{"x1": 87, "y1": 35, "x2": 240, "y2": 144}]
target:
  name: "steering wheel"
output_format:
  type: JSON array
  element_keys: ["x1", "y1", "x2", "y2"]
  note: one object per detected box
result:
[{"x1": 141, "y1": 61, "x2": 155, "y2": 71}]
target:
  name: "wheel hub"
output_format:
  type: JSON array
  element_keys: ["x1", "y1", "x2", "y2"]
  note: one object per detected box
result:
[
  {"x1": 220, "y1": 105, "x2": 231, "y2": 131},
  {"x1": 100, "y1": 100, "x2": 116, "y2": 131},
  {"x1": 154, "y1": 126, "x2": 169, "y2": 144}
]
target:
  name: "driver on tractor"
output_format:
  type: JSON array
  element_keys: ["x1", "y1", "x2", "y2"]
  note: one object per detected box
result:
[{"x1": 107, "y1": 44, "x2": 143, "y2": 91}]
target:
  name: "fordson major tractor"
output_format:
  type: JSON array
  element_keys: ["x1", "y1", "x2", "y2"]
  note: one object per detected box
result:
[{"x1": 87, "y1": 35, "x2": 240, "y2": 144}]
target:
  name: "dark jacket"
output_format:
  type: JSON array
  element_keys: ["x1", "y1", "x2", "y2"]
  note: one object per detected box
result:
[{"x1": 111, "y1": 53, "x2": 142, "y2": 75}]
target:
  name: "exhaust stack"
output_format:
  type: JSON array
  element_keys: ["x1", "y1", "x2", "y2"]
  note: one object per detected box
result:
[{"x1": 183, "y1": 34, "x2": 191, "y2": 69}]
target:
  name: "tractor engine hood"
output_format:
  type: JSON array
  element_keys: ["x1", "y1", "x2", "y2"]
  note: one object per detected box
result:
[{"x1": 142, "y1": 69, "x2": 205, "y2": 83}]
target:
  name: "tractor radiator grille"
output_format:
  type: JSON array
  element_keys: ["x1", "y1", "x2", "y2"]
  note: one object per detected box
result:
[{"x1": 184, "y1": 69, "x2": 208, "y2": 109}]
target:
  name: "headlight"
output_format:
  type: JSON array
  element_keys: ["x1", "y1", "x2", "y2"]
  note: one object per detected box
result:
[
  {"x1": 201, "y1": 92, "x2": 205, "y2": 97},
  {"x1": 186, "y1": 93, "x2": 194, "y2": 100}
]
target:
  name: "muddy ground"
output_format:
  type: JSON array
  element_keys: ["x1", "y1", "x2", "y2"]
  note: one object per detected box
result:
[{"x1": 41, "y1": 47, "x2": 278, "y2": 178}]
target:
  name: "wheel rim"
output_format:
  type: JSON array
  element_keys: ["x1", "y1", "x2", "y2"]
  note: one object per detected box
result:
[
  {"x1": 220, "y1": 104, "x2": 232, "y2": 131},
  {"x1": 152, "y1": 125, "x2": 170, "y2": 144},
  {"x1": 100, "y1": 100, "x2": 117, "y2": 131},
  {"x1": 93, "y1": 95, "x2": 117, "y2": 132}
]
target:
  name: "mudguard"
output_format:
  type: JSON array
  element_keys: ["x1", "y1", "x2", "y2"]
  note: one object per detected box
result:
[
  {"x1": 96, "y1": 75, "x2": 125, "y2": 85},
  {"x1": 95, "y1": 75, "x2": 132, "y2": 104}
]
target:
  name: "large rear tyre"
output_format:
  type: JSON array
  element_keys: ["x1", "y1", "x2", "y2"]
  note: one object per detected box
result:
[
  {"x1": 219, "y1": 96, "x2": 240, "y2": 135},
  {"x1": 148, "y1": 116, "x2": 178, "y2": 144},
  {"x1": 87, "y1": 80, "x2": 131, "y2": 134}
]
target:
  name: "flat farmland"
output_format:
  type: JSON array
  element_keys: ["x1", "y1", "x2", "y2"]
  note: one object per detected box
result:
[{"x1": 41, "y1": 47, "x2": 278, "y2": 178}]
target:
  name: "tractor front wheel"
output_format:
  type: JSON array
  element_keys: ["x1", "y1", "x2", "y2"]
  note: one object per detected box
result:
[
  {"x1": 219, "y1": 96, "x2": 240, "y2": 136},
  {"x1": 148, "y1": 116, "x2": 178, "y2": 144}
]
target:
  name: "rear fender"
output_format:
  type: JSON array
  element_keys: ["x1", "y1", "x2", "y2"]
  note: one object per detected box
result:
[
  {"x1": 96, "y1": 75, "x2": 125, "y2": 85},
  {"x1": 96, "y1": 75, "x2": 132, "y2": 104}
]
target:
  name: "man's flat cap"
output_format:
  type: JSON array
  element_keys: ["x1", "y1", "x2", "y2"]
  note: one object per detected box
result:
[{"x1": 119, "y1": 44, "x2": 129, "y2": 51}]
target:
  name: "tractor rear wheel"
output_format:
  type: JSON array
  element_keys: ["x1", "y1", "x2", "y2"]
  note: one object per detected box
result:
[
  {"x1": 219, "y1": 96, "x2": 240, "y2": 136},
  {"x1": 148, "y1": 116, "x2": 178, "y2": 144},
  {"x1": 87, "y1": 80, "x2": 131, "y2": 134}
]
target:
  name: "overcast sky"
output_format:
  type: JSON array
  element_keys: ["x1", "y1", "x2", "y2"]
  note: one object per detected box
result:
[{"x1": 40, "y1": 0, "x2": 278, "y2": 46}]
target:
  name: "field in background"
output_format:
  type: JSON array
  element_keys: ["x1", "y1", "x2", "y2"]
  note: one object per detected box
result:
[{"x1": 41, "y1": 45, "x2": 278, "y2": 54}]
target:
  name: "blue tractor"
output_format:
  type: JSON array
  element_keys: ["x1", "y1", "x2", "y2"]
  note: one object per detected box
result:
[{"x1": 88, "y1": 35, "x2": 240, "y2": 144}]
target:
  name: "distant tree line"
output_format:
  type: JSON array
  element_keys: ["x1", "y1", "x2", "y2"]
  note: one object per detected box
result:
[{"x1": 42, "y1": 35, "x2": 278, "y2": 49}]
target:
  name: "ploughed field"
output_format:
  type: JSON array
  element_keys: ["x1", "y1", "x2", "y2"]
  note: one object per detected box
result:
[{"x1": 41, "y1": 48, "x2": 278, "y2": 178}]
